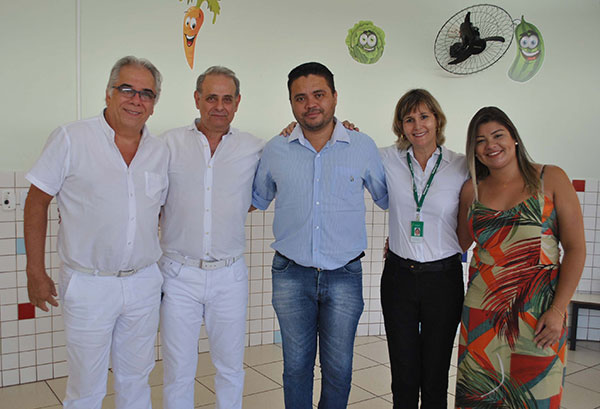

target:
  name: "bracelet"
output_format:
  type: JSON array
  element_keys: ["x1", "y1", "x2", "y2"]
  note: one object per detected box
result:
[{"x1": 549, "y1": 304, "x2": 565, "y2": 320}]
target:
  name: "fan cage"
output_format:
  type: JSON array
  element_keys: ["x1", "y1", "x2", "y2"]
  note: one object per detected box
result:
[{"x1": 434, "y1": 4, "x2": 514, "y2": 75}]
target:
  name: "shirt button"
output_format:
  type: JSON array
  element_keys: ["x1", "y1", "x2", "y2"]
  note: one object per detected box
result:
[
  {"x1": 315, "y1": 226, "x2": 319, "y2": 229},
  {"x1": 205, "y1": 232, "x2": 209, "y2": 235},
  {"x1": 130, "y1": 217, "x2": 135, "y2": 221},
  {"x1": 127, "y1": 241, "x2": 132, "y2": 245},
  {"x1": 207, "y1": 187, "x2": 210, "y2": 191},
  {"x1": 206, "y1": 209, "x2": 210, "y2": 212},
  {"x1": 316, "y1": 178, "x2": 320, "y2": 182},
  {"x1": 129, "y1": 193, "x2": 133, "y2": 197},
  {"x1": 316, "y1": 201, "x2": 320, "y2": 205}
]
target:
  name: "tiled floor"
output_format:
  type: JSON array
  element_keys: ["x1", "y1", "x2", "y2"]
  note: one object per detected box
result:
[{"x1": 1, "y1": 336, "x2": 599, "y2": 409}]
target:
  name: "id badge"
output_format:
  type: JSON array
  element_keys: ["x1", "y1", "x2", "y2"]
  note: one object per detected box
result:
[{"x1": 410, "y1": 220, "x2": 424, "y2": 243}]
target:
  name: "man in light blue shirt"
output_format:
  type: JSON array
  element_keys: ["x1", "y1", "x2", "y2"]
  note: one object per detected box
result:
[{"x1": 252, "y1": 62, "x2": 388, "y2": 409}]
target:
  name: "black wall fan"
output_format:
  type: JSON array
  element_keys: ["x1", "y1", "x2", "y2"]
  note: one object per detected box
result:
[{"x1": 434, "y1": 4, "x2": 514, "y2": 75}]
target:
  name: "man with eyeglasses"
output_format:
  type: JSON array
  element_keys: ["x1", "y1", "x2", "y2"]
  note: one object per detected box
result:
[
  {"x1": 24, "y1": 56, "x2": 168, "y2": 409},
  {"x1": 158, "y1": 66, "x2": 264, "y2": 409}
]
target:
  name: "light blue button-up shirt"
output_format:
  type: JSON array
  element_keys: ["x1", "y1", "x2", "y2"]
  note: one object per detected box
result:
[{"x1": 252, "y1": 119, "x2": 388, "y2": 270}]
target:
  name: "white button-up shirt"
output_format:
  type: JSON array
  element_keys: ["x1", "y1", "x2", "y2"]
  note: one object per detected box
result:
[
  {"x1": 380, "y1": 144, "x2": 468, "y2": 262},
  {"x1": 26, "y1": 112, "x2": 169, "y2": 272},
  {"x1": 160, "y1": 122, "x2": 264, "y2": 261}
]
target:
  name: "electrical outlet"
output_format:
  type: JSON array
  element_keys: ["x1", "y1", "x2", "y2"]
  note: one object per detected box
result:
[{"x1": 2, "y1": 189, "x2": 15, "y2": 210}]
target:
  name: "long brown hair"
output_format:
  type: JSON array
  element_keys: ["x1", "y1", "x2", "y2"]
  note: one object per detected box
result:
[
  {"x1": 393, "y1": 89, "x2": 446, "y2": 150},
  {"x1": 466, "y1": 106, "x2": 540, "y2": 198}
]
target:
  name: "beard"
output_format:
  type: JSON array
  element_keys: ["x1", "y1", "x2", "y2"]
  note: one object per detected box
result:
[{"x1": 296, "y1": 108, "x2": 334, "y2": 132}]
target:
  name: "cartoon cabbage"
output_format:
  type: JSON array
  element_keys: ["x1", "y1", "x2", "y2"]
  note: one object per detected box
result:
[{"x1": 346, "y1": 21, "x2": 386, "y2": 64}]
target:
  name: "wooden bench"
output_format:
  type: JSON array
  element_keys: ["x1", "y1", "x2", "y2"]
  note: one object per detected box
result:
[{"x1": 569, "y1": 292, "x2": 600, "y2": 350}]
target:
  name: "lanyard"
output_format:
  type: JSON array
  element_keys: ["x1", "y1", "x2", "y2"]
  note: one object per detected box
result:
[{"x1": 406, "y1": 146, "x2": 442, "y2": 216}]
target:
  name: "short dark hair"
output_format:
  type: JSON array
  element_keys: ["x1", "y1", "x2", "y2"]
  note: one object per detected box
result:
[{"x1": 287, "y1": 62, "x2": 335, "y2": 97}]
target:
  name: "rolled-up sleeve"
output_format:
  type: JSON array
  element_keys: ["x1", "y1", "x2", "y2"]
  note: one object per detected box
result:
[
  {"x1": 252, "y1": 147, "x2": 276, "y2": 210},
  {"x1": 364, "y1": 141, "x2": 388, "y2": 210}
]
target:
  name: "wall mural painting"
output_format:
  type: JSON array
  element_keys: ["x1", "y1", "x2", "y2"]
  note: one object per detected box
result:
[
  {"x1": 345, "y1": 21, "x2": 386, "y2": 64},
  {"x1": 180, "y1": 0, "x2": 221, "y2": 69},
  {"x1": 508, "y1": 16, "x2": 545, "y2": 83}
]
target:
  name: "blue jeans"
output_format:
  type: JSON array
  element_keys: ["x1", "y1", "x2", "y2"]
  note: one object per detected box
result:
[{"x1": 271, "y1": 252, "x2": 364, "y2": 409}]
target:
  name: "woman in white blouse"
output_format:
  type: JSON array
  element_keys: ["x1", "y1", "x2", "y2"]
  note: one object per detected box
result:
[{"x1": 379, "y1": 89, "x2": 468, "y2": 409}]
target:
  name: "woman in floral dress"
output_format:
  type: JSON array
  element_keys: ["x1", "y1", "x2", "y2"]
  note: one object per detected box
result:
[{"x1": 455, "y1": 107, "x2": 585, "y2": 408}]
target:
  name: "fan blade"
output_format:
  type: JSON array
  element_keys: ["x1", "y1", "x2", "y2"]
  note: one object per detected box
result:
[
  {"x1": 448, "y1": 49, "x2": 473, "y2": 65},
  {"x1": 483, "y1": 36, "x2": 505, "y2": 42}
]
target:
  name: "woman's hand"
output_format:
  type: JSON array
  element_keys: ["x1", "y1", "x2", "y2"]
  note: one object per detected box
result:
[
  {"x1": 279, "y1": 120, "x2": 359, "y2": 136},
  {"x1": 533, "y1": 307, "x2": 565, "y2": 349},
  {"x1": 280, "y1": 122, "x2": 297, "y2": 136}
]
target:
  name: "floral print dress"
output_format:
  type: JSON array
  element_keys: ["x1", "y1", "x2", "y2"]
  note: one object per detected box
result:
[{"x1": 456, "y1": 174, "x2": 566, "y2": 409}]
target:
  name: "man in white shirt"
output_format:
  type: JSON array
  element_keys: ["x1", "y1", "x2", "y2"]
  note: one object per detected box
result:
[
  {"x1": 24, "y1": 56, "x2": 168, "y2": 409},
  {"x1": 159, "y1": 66, "x2": 264, "y2": 409}
]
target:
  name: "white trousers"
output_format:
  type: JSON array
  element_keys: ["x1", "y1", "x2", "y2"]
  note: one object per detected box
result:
[
  {"x1": 159, "y1": 255, "x2": 248, "y2": 409},
  {"x1": 59, "y1": 264, "x2": 163, "y2": 409}
]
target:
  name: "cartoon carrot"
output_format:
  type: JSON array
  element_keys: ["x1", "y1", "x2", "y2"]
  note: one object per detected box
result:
[{"x1": 180, "y1": 0, "x2": 221, "y2": 69}]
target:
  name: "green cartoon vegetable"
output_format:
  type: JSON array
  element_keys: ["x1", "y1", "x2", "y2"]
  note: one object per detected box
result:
[
  {"x1": 345, "y1": 21, "x2": 385, "y2": 64},
  {"x1": 508, "y1": 16, "x2": 544, "y2": 82}
]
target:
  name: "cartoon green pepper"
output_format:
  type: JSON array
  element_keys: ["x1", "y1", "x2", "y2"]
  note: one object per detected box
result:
[
  {"x1": 345, "y1": 21, "x2": 386, "y2": 64},
  {"x1": 508, "y1": 16, "x2": 545, "y2": 82}
]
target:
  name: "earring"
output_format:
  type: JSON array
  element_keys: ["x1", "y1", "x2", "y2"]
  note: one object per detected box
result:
[{"x1": 515, "y1": 142, "x2": 519, "y2": 146}]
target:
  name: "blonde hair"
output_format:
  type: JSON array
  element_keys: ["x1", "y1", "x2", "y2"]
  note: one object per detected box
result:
[{"x1": 392, "y1": 89, "x2": 446, "y2": 150}]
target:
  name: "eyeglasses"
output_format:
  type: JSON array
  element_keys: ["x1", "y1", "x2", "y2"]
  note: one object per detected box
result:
[{"x1": 112, "y1": 85, "x2": 157, "y2": 102}]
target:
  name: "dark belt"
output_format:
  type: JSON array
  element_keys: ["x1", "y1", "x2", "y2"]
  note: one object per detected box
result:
[
  {"x1": 275, "y1": 251, "x2": 365, "y2": 269},
  {"x1": 387, "y1": 251, "x2": 460, "y2": 273}
]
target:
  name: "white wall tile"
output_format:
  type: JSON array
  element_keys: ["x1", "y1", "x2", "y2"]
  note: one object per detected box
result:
[
  {"x1": 37, "y1": 363, "x2": 53, "y2": 380},
  {"x1": 19, "y1": 350, "x2": 35, "y2": 367}
]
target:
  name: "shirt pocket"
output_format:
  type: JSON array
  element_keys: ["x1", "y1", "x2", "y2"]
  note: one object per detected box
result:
[
  {"x1": 332, "y1": 166, "x2": 362, "y2": 199},
  {"x1": 145, "y1": 171, "x2": 167, "y2": 202}
]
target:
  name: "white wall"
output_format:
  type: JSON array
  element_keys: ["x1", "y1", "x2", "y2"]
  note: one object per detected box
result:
[{"x1": 1, "y1": 0, "x2": 599, "y2": 178}]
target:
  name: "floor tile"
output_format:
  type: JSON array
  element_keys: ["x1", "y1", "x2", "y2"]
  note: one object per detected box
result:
[
  {"x1": 101, "y1": 393, "x2": 115, "y2": 409},
  {"x1": 578, "y1": 341, "x2": 600, "y2": 352},
  {"x1": 196, "y1": 352, "x2": 217, "y2": 377},
  {"x1": 568, "y1": 347, "x2": 600, "y2": 367},
  {"x1": 354, "y1": 340, "x2": 390, "y2": 364},
  {"x1": 312, "y1": 380, "x2": 376, "y2": 406},
  {"x1": 352, "y1": 353, "x2": 381, "y2": 371},
  {"x1": 450, "y1": 346, "x2": 459, "y2": 367},
  {"x1": 566, "y1": 361, "x2": 589, "y2": 375},
  {"x1": 351, "y1": 365, "x2": 391, "y2": 396},
  {"x1": 243, "y1": 344, "x2": 283, "y2": 367},
  {"x1": 197, "y1": 367, "x2": 280, "y2": 396},
  {"x1": 46, "y1": 371, "x2": 115, "y2": 402},
  {"x1": 565, "y1": 366, "x2": 600, "y2": 393},
  {"x1": 240, "y1": 388, "x2": 285, "y2": 409},
  {"x1": 150, "y1": 380, "x2": 215, "y2": 408},
  {"x1": 0, "y1": 382, "x2": 60, "y2": 409},
  {"x1": 354, "y1": 336, "x2": 383, "y2": 346},
  {"x1": 149, "y1": 360, "x2": 164, "y2": 386},
  {"x1": 347, "y1": 396, "x2": 394, "y2": 408},
  {"x1": 561, "y1": 382, "x2": 600, "y2": 409},
  {"x1": 252, "y1": 360, "x2": 283, "y2": 385}
]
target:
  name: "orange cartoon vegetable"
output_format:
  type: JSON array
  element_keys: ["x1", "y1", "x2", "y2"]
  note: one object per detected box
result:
[{"x1": 180, "y1": 0, "x2": 221, "y2": 69}]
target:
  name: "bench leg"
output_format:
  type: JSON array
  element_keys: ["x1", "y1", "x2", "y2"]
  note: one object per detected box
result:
[{"x1": 569, "y1": 303, "x2": 579, "y2": 351}]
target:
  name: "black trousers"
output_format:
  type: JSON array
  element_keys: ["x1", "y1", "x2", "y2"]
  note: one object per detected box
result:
[{"x1": 381, "y1": 251, "x2": 464, "y2": 409}]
